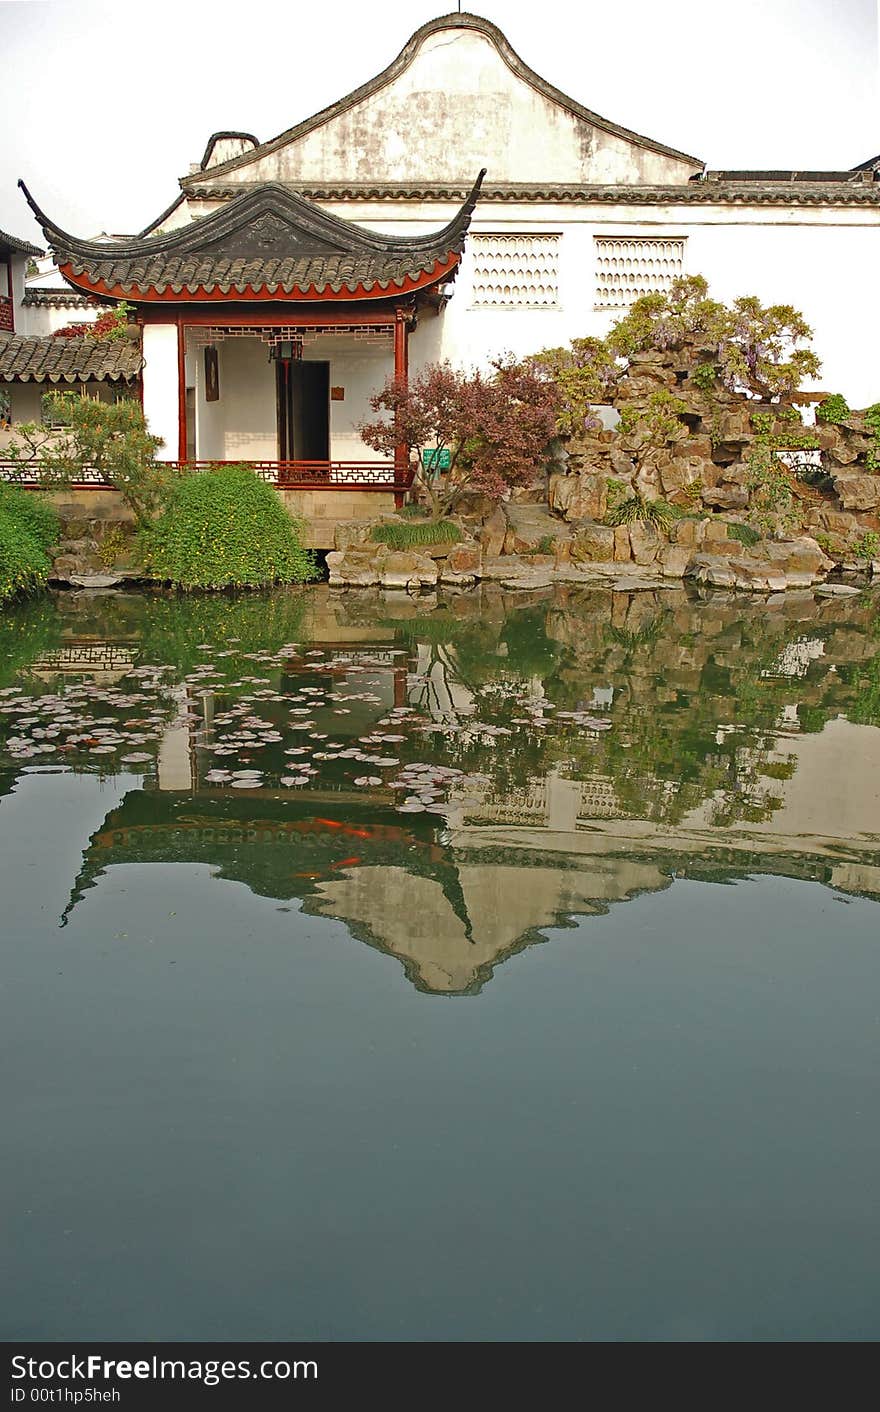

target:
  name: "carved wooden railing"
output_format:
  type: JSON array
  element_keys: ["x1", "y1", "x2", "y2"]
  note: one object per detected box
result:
[{"x1": 0, "y1": 458, "x2": 414, "y2": 492}]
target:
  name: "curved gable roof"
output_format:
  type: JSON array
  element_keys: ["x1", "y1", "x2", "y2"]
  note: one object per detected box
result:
[
  {"x1": 18, "y1": 173, "x2": 485, "y2": 302},
  {"x1": 180, "y1": 11, "x2": 703, "y2": 191}
]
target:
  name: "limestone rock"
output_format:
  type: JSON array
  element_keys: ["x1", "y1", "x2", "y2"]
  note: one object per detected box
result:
[
  {"x1": 480, "y1": 507, "x2": 507, "y2": 557},
  {"x1": 377, "y1": 550, "x2": 438, "y2": 590},
  {"x1": 659, "y1": 545, "x2": 692, "y2": 578},
  {"x1": 704, "y1": 520, "x2": 730, "y2": 544},
  {"x1": 775, "y1": 535, "x2": 833, "y2": 577},
  {"x1": 628, "y1": 521, "x2": 662, "y2": 565},
  {"x1": 702, "y1": 485, "x2": 748, "y2": 511},
  {"x1": 832, "y1": 474, "x2": 880, "y2": 512},
  {"x1": 659, "y1": 455, "x2": 707, "y2": 499},
  {"x1": 548, "y1": 470, "x2": 608, "y2": 522},
  {"x1": 325, "y1": 549, "x2": 380, "y2": 588},
  {"x1": 445, "y1": 540, "x2": 482, "y2": 575},
  {"x1": 613, "y1": 525, "x2": 632, "y2": 561},
  {"x1": 501, "y1": 572, "x2": 555, "y2": 590},
  {"x1": 333, "y1": 520, "x2": 374, "y2": 552},
  {"x1": 570, "y1": 523, "x2": 615, "y2": 563},
  {"x1": 686, "y1": 554, "x2": 736, "y2": 588}
]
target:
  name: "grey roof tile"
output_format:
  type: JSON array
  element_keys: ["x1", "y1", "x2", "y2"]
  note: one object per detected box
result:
[{"x1": 0, "y1": 331, "x2": 143, "y2": 383}]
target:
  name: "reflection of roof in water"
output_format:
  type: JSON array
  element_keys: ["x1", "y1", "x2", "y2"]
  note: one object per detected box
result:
[
  {"x1": 62, "y1": 789, "x2": 476, "y2": 941},
  {"x1": 60, "y1": 784, "x2": 880, "y2": 994}
]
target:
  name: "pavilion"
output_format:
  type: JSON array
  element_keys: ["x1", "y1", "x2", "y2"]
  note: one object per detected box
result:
[{"x1": 18, "y1": 173, "x2": 485, "y2": 487}]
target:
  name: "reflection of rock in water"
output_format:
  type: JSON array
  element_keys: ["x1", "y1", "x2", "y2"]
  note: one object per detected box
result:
[{"x1": 314, "y1": 858, "x2": 668, "y2": 994}]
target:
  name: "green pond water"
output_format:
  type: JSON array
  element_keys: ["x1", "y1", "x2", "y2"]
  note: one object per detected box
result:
[{"x1": 2, "y1": 581, "x2": 879, "y2": 1341}]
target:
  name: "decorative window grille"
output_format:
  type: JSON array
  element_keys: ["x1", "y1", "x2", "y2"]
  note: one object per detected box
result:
[
  {"x1": 469, "y1": 234, "x2": 560, "y2": 309},
  {"x1": 593, "y1": 237, "x2": 685, "y2": 310}
]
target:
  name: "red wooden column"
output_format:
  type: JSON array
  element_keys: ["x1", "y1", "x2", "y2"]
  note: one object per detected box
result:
[
  {"x1": 176, "y1": 313, "x2": 188, "y2": 462},
  {"x1": 393, "y1": 307, "x2": 409, "y2": 479}
]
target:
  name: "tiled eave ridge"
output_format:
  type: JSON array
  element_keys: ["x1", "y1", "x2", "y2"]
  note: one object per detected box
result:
[
  {"x1": 18, "y1": 175, "x2": 485, "y2": 303},
  {"x1": 185, "y1": 180, "x2": 880, "y2": 207}
]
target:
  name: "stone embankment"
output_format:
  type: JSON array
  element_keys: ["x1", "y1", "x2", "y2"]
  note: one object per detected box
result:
[{"x1": 326, "y1": 504, "x2": 871, "y2": 594}]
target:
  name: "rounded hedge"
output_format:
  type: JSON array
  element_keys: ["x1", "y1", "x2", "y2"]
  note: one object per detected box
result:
[
  {"x1": 0, "y1": 486, "x2": 59, "y2": 552},
  {"x1": 142, "y1": 465, "x2": 318, "y2": 589},
  {"x1": 0, "y1": 505, "x2": 52, "y2": 603}
]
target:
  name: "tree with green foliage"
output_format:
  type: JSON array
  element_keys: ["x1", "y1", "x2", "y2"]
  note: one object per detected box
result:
[
  {"x1": 141, "y1": 464, "x2": 318, "y2": 589},
  {"x1": 527, "y1": 337, "x2": 619, "y2": 435},
  {"x1": 5, "y1": 393, "x2": 167, "y2": 528},
  {"x1": 532, "y1": 274, "x2": 822, "y2": 431}
]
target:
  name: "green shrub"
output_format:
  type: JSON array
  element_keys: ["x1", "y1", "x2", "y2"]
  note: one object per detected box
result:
[
  {"x1": 816, "y1": 393, "x2": 850, "y2": 425},
  {"x1": 370, "y1": 518, "x2": 462, "y2": 550},
  {"x1": 863, "y1": 404, "x2": 880, "y2": 471},
  {"x1": 0, "y1": 506, "x2": 52, "y2": 602},
  {"x1": 726, "y1": 521, "x2": 761, "y2": 548},
  {"x1": 398, "y1": 503, "x2": 432, "y2": 520},
  {"x1": 0, "y1": 485, "x2": 59, "y2": 551},
  {"x1": 605, "y1": 495, "x2": 679, "y2": 533},
  {"x1": 853, "y1": 531, "x2": 879, "y2": 563},
  {"x1": 691, "y1": 361, "x2": 718, "y2": 392},
  {"x1": 141, "y1": 464, "x2": 318, "y2": 589},
  {"x1": 864, "y1": 403, "x2": 880, "y2": 436},
  {"x1": 96, "y1": 524, "x2": 131, "y2": 569}
]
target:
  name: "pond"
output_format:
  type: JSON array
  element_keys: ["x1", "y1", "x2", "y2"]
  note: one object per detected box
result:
[{"x1": 2, "y1": 581, "x2": 879, "y2": 1341}]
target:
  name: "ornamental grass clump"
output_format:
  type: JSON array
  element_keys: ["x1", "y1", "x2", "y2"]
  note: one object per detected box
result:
[
  {"x1": 0, "y1": 487, "x2": 59, "y2": 603},
  {"x1": 142, "y1": 464, "x2": 318, "y2": 589},
  {"x1": 370, "y1": 518, "x2": 462, "y2": 550},
  {"x1": 605, "y1": 494, "x2": 679, "y2": 534}
]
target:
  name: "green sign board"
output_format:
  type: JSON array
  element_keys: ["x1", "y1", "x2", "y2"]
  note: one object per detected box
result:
[{"x1": 422, "y1": 447, "x2": 451, "y2": 472}]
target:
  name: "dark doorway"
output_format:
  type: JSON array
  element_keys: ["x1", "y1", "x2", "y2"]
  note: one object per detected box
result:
[{"x1": 276, "y1": 359, "x2": 330, "y2": 462}]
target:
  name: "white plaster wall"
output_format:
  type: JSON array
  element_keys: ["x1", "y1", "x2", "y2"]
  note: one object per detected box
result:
[
  {"x1": 324, "y1": 339, "x2": 393, "y2": 461},
  {"x1": 9, "y1": 255, "x2": 27, "y2": 330},
  {"x1": 192, "y1": 338, "x2": 276, "y2": 461},
  {"x1": 142, "y1": 323, "x2": 180, "y2": 460},
  {"x1": 7, "y1": 382, "x2": 43, "y2": 422},
  {"x1": 323, "y1": 198, "x2": 880, "y2": 408},
  {"x1": 217, "y1": 28, "x2": 697, "y2": 187},
  {"x1": 136, "y1": 202, "x2": 879, "y2": 451},
  {"x1": 17, "y1": 301, "x2": 97, "y2": 336},
  {"x1": 191, "y1": 335, "x2": 393, "y2": 462}
]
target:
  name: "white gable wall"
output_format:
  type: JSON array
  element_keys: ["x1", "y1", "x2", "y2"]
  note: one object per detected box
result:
[{"x1": 212, "y1": 28, "x2": 697, "y2": 187}]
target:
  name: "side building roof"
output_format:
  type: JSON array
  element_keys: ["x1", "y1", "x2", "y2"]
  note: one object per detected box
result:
[
  {"x1": 0, "y1": 227, "x2": 43, "y2": 260},
  {"x1": 0, "y1": 331, "x2": 143, "y2": 383}
]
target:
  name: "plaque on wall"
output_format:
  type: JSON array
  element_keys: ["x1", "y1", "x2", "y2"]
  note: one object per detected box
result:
[
  {"x1": 331, "y1": 386, "x2": 345, "y2": 401},
  {"x1": 205, "y1": 345, "x2": 220, "y2": 402}
]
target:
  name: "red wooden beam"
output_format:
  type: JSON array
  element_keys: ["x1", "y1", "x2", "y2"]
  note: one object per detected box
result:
[
  {"x1": 57, "y1": 253, "x2": 459, "y2": 305},
  {"x1": 138, "y1": 303, "x2": 404, "y2": 327}
]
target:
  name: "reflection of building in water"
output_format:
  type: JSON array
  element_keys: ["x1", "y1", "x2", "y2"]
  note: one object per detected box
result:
[
  {"x1": 30, "y1": 640, "x2": 139, "y2": 687},
  {"x1": 61, "y1": 714, "x2": 880, "y2": 995},
  {"x1": 407, "y1": 641, "x2": 476, "y2": 721},
  {"x1": 314, "y1": 858, "x2": 668, "y2": 994},
  {"x1": 452, "y1": 769, "x2": 625, "y2": 829},
  {"x1": 761, "y1": 636, "x2": 826, "y2": 680}
]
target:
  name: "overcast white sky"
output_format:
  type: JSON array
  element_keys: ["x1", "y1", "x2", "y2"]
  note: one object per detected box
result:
[{"x1": 1, "y1": 0, "x2": 878, "y2": 243}]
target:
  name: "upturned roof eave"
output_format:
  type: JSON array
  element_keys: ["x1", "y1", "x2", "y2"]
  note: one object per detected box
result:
[{"x1": 19, "y1": 173, "x2": 484, "y2": 265}]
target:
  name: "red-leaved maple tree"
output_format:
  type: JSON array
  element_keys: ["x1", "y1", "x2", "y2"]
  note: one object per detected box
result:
[{"x1": 360, "y1": 357, "x2": 560, "y2": 518}]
